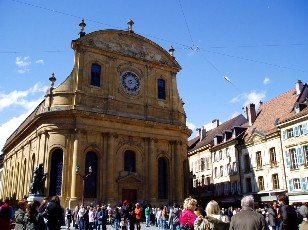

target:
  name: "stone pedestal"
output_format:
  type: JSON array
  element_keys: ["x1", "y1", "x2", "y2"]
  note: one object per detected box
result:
[{"x1": 27, "y1": 194, "x2": 45, "y2": 203}]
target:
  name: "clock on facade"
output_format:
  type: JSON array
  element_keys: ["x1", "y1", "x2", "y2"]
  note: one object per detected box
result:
[{"x1": 121, "y1": 71, "x2": 141, "y2": 95}]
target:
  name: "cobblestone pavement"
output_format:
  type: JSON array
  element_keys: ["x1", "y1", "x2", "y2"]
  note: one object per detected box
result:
[{"x1": 61, "y1": 222, "x2": 160, "y2": 230}]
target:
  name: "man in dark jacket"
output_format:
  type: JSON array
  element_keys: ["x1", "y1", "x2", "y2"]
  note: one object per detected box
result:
[
  {"x1": 277, "y1": 194, "x2": 299, "y2": 230},
  {"x1": 230, "y1": 195, "x2": 268, "y2": 230},
  {"x1": 267, "y1": 203, "x2": 278, "y2": 230},
  {"x1": 45, "y1": 195, "x2": 65, "y2": 230}
]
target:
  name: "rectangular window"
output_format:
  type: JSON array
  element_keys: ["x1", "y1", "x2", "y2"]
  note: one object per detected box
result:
[
  {"x1": 244, "y1": 155, "x2": 250, "y2": 172},
  {"x1": 233, "y1": 162, "x2": 237, "y2": 174},
  {"x1": 91, "y1": 63, "x2": 101, "y2": 87},
  {"x1": 270, "y1": 147, "x2": 277, "y2": 167},
  {"x1": 258, "y1": 176, "x2": 265, "y2": 191},
  {"x1": 205, "y1": 157, "x2": 210, "y2": 170},
  {"x1": 214, "y1": 167, "x2": 218, "y2": 178},
  {"x1": 290, "y1": 148, "x2": 299, "y2": 169},
  {"x1": 272, "y1": 174, "x2": 279, "y2": 189},
  {"x1": 157, "y1": 79, "x2": 166, "y2": 100},
  {"x1": 220, "y1": 166, "x2": 224, "y2": 177},
  {"x1": 293, "y1": 178, "x2": 301, "y2": 190},
  {"x1": 256, "y1": 151, "x2": 262, "y2": 169},
  {"x1": 226, "y1": 148, "x2": 230, "y2": 157},
  {"x1": 200, "y1": 158, "x2": 205, "y2": 171},
  {"x1": 287, "y1": 128, "x2": 294, "y2": 139},
  {"x1": 246, "y1": 178, "x2": 252, "y2": 193}
]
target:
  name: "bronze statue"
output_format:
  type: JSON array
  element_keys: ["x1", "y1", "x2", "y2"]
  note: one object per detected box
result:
[{"x1": 30, "y1": 163, "x2": 47, "y2": 195}]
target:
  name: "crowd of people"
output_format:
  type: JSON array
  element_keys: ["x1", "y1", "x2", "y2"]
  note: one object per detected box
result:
[{"x1": 0, "y1": 194, "x2": 307, "y2": 230}]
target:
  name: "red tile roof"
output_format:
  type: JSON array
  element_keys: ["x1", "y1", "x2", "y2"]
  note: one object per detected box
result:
[
  {"x1": 188, "y1": 114, "x2": 248, "y2": 152},
  {"x1": 243, "y1": 88, "x2": 299, "y2": 141}
]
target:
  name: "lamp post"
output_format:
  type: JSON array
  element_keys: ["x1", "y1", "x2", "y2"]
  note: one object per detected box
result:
[{"x1": 76, "y1": 165, "x2": 92, "y2": 207}]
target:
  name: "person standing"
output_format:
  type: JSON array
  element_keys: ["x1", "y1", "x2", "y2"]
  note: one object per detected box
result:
[
  {"x1": 45, "y1": 196, "x2": 65, "y2": 230},
  {"x1": 162, "y1": 205, "x2": 168, "y2": 230},
  {"x1": 97, "y1": 205, "x2": 107, "y2": 230},
  {"x1": 15, "y1": 200, "x2": 27, "y2": 230},
  {"x1": 267, "y1": 203, "x2": 278, "y2": 230},
  {"x1": 24, "y1": 200, "x2": 46, "y2": 230},
  {"x1": 78, "y1": 205, "x2": 86, "y2": 230},
  {"x1": 299, "y1": 202, "x2": 307, "y2": 223},
  {"x1": 168, "y1": 203, "x2": 181, "y2": 230},
  {"x1": 277, "y1": 194, "x2": 299, "y2": 230},
  {"x1": 194, "y1": 200, "x2": 229, "y2": 230},
  {"x1": 66, "y1": 207, "x2": 73, "y2": 229},
  {"x1": 229, "y1": 195, "x2": 268, "y2": 230},
  {"x1": 145, "y1": 204, "x2": 151, "y2": 227},
  {"x1": 179, "y1": 197, "x2": 197, "y2": 230},
  {"x1": 135, "y1": 203, "x2": 142, "y2": 230},
  {"x1": 0, "y1": 197, "x2": 15, "y2": 230}
]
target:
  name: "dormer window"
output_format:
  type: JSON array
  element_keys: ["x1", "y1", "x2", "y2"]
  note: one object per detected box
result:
[{"x1": 91, "y1": 63, "x2": 101, "y2": 87}]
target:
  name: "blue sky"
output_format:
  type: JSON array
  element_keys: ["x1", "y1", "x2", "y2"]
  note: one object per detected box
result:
[{"x1": 1, "y1": 0, "x2": 307, "y2": 152}]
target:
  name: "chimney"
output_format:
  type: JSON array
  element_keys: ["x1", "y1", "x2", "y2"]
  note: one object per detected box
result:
[
  {"x1": 200, "y1": 127, "x2": 206, "y2": 141},
  {"x1": 247, "y1": 103, "x2": 256, "y2": 126},
  {"x1": 296, "y1": 80, "x2": 303, "y2": 95},
  {"x1": 242, "y1": 106, "x2": 248, "y2": 119},
  {"x1": 212, "y1": 119, "x2": 219, "y2": 128}
]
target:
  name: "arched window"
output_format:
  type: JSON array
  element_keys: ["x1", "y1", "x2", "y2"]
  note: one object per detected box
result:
[
  {"x1": 157, "y1": 79, "x2": 166, "y2": 100},
  {"x1": 49, "y1": 149, "x2": 63, "y2": 196},
  {"x1": 85, "y1": 152, "x2": 97, "y2": 198},
  {"x1": 158, "y1": 157, "x2": 168, "y2": 198},
  {"x1": 124, "y1": 150, "x2": 136, "y2": 172},
  {"x1": 91, "y1": 63, "x2": 101, "y2": 87}
]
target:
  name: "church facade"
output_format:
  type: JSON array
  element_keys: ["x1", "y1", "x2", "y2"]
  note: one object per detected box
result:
[{"x1": 2, "y1": 20, "x2": 191, "y2": 207}]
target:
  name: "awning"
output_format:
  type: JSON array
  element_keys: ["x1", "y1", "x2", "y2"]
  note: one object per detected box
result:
[
  {"x1": 260, "y1": 195, "x2": 277, "y2": 202},
  {"x1": 289, "y1": 195, "x2": 308, "y2": 203}
]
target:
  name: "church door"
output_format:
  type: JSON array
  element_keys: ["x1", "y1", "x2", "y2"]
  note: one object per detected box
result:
[{"x1": 122, "y1": 189, "x2": 137, "y2": 204}]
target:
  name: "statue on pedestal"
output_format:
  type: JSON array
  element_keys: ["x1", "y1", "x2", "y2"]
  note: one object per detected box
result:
[{"x1": 29, "y1": 163, "x2": 47, "y2": 195}]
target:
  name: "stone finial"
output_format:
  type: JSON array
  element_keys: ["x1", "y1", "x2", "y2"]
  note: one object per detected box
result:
[
  {"x1": 169, "y1": 46, "x2": 175, "y2": 57},
  {"x1": 79, "y1": 19, "x2": 86, "y2": 38},
  {"x1": 49, "y1": 73, "x2": 56, "y2": 88},
  {"x1": 127, "y1": 19, "x2": 134, "y2": 33}
]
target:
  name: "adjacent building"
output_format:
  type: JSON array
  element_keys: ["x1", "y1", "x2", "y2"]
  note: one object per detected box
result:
[{"x1": 189, "y1": 80, "x2": 308, "y2": 206}]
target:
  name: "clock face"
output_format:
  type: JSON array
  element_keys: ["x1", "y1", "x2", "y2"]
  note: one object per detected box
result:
[{"x1": 121, "y1": 71, "x2": 141, "y2": 95}]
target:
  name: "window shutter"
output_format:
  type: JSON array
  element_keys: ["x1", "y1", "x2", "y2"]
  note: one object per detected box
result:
[
  {"x1": 302, "y1": 123, "x2": 308, "y2": 135},
  {"x1": 301, "y1": 177, "x2": 307, "y2": 191},
  {"x1": 235, "y1": 162, "x2": 238, "y2": 174},
  {"x1": 282, "y1": 130, "x2": 286, "y2": 140},
  {"x1": 294, "y1": 126, "x2": 299, "y2": 137},
  {"x1": 289, "y1": 179, "x2": 293, "y2": 192},
  {"x1": 268, "y1": 175, "x2": 273, "y2": 190},
  {"x1": 297, "y1": 147, "x2": 304, "y2": 165},
  {"x1": 262, "y1": 150, "x2": 266, "y2": 166},
  {"x1": 285, "y1": 150, "x2": 290, "y2": 168}
]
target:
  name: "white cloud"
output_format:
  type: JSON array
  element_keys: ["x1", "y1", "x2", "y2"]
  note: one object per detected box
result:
[
  {"x1": 187, "y1": 121, "x2": 197, "y2": 132},
  {"x1": 230, "y1": 91, "x2": 266, "y2": 107},
  {"x1": 16, "y1": 56, "x2": 31, "y2": 74},
  {"x1": 16, "y1": 56, "x2": 31, "y2": 67},
  {"x1": 0, "y1": 83, "x2": 49, "y2": 152},
  {"x1": 263, "y1": 78, "x2": 270, "y2": 85},
  {"x1": 35, "y1": 59, "x2": 44, "y2": 64}
]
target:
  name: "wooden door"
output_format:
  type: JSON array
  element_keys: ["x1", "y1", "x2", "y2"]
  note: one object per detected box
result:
[{"x1": 122, "y1": 189, "x2": 137, "y2": 204}]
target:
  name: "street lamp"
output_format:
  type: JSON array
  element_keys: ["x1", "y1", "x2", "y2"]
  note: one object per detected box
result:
[{"x1": 76, "y1": 165, "x2": 92, "y2": 207}]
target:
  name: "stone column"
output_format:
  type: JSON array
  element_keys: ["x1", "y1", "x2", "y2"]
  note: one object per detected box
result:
[
  {"x1": 149, "y1": 138, "x2": 156, "y2": 203},
  {"x1": 70, "y1": 130, "x2": 80, "y2": 200},
  {"x1": 106, "y1": 132, "x2": 116, "y2": 203},
  {"x1": 174, "y1": 141, "x2": 181, "y2": 202}
]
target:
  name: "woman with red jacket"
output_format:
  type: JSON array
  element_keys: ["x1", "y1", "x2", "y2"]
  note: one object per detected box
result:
[{"x1": 180, "y1": 197, "x2": 197, "y2": 230}]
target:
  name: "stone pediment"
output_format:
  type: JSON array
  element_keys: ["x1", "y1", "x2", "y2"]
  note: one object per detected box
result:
[
  {"x1": 117, "y1": 171, "x2": 142, "y2": 184},
  {"x1": 75, "y1": 30, "x2": 180, "y2": 69},
  {"x1": 247, "y1": 131, "x2": 265, "y2": 145}
]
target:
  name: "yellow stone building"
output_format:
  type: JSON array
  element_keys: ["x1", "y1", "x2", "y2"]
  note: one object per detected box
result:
[{"x1": 1, "y1": 20, "x2": 191, "y2": 208}]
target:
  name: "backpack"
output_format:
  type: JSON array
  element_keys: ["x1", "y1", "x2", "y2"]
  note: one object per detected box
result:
[
  {"x1": 172, "y1": 208, "x2": 181, "y2": 224},
  {"x1": 0, "y1": 205, "x2": 11, "y2": 220},
  {"x1": 296, "y1": 210, "x2": 303, "y2": 224}
]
